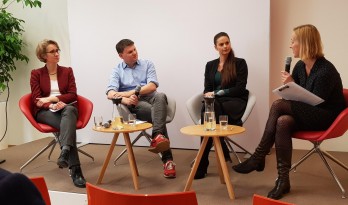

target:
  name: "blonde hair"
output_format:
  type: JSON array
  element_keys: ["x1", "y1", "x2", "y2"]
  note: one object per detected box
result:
[
  {"x1": 293, "y1": 24, "x2": 324, "y2": 60},
  {"x1": 36, "y1": 39, "x2": 60, "y2": 63}
]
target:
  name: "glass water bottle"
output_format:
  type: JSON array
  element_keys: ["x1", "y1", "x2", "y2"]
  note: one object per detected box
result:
[
  {"x1": 203, "y1": 96, "x2": 216, "y2": 131},
  {"x1": 111, "y1": 98, "x2": 124, "y2": 130}
]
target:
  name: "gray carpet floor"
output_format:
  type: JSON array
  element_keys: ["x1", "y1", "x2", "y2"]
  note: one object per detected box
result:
[{"x1": 1, "y1": 137, "x2": 348, "y2": 205}]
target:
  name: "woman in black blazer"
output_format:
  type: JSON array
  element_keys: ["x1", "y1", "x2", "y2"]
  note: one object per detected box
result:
[
  {"x1": 233, "y1": 24, "x2": 346, "y2": 200},
  {"x1": 195, "y1": 32, "x2": 249, "y2": 179}
]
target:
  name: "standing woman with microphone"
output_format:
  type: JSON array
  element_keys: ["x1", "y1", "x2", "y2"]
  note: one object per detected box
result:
[
  {"x1": 194, "y1": 32, "x2": 249, "y2": 179},
  {"x1": 233, "y1": 24, "x2": 346, "y2": 199}
]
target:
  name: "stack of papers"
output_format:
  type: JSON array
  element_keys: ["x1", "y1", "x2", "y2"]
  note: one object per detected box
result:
[{"x1": 272, "y1": 82, "x2": 324, "y2": 106}]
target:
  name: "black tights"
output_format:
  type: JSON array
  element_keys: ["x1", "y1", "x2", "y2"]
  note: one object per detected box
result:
[{"x1": 259, "y1": 99, "x2": 298, "y2": 154}]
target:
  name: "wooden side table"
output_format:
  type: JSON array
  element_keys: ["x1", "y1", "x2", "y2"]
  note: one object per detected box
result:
[
  {"x1": 92, "y1": 122, "x2": 152, "y2": 190},
  {"x1": 180, "y1": 124, "x2": 245, "y2": 200}
]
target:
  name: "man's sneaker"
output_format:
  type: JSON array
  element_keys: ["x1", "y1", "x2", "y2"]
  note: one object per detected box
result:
[
  {"x1": 148, "y1": 134, "x2": 170, "y2": 153},
  {"x1": 163, "y1": 160, "x2": 176, "y2": 178}
]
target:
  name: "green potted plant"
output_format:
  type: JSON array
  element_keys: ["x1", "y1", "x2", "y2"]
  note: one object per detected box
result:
[{"x1": 0, "y1": 0, "x2": 41, "y2": 92}]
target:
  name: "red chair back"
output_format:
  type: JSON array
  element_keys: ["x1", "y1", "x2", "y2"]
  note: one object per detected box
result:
[
  {"x1": 253, "y1": 194, "x2": 295, "y2": 205},
  {"x1": 292, "y1": 89, "x2": 348, "y2": 142},
  {"x1": 30, "y1": 176, "x2": 51, "y2": 205},
  {"x1": 86, "y1": 183, "x2": 198, "y2": 205},
  {"x1": 19, "y1": 93, "x2": 93, "y2": 132}
]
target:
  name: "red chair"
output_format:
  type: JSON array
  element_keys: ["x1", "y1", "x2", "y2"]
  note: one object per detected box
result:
[
  {"x1": 253, "y1": 194, "x2": 295, "y2": 205},
  {"x1": 19, "y1": 93, "x2": 94, "y2": 172},
  {"x1": 290, "y1": 89, "x2": 348, "y2": 198},
  {"x1": 86, "y1": 182, "x2": 198, "y2": 205},
  {"x1": 30, "y1": 176, "x2": 51, "y2": 205}
]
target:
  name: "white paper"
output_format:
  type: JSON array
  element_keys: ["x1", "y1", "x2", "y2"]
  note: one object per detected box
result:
[
  {"x1": 272, "y1": 82, "x2": 324, "y2": 106},
  {"x1": 135, "y1": 120, "x2": 146, "y2": 124},
  {"x1": 50, "y1": 101, "x2": 77, "y2": 112}
]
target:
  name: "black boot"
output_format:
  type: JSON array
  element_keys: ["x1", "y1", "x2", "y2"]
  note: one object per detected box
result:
[
  {"x1": 232, "y1": 133, "x2": 273, "y2": 174},
  {"x1": 267, "y1": 148, "x2": 292, "y2": 200},
  {"x1": 221, "y1": 139, "x2": 232, "y2": 163},
  {"x1": 70, "y1": 166, "x2": 86, "y2": 188},
  {"x1": 57, "y1": 149, "x2": 69, "y2": 168},
  {"x1": 232, "y1": 154, "x2": 265, "y2": 174},
  {"x1": 194, "y1": 137, "x2": 213, "y2": 180},
  {"x1": 194, "y1": 160, "x2": 209, "y2": 179}
]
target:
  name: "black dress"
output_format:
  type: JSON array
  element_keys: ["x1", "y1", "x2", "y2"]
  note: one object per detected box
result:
[{"x1": 290, "y1": 57, "x2": 346, "y2": 130}]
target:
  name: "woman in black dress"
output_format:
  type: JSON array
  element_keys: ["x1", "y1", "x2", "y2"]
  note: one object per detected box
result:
[
  {"x1": 233, "y1": 24, "x2": 346, "y2": 199},
  {"x1": 195, "y1": 32, "x2": 249, "y2": 179}
]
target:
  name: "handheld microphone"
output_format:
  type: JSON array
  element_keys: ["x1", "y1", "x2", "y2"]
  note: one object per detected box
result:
[
  {"x1": 132, "y1": 85, "x2": 141, "y2": 108},
  {"x1": 285, "y1": 56, "x2": 292, "y2": 73},
  {"x1": 134, "y1": 85, "x2": 141, "y2": 97}
]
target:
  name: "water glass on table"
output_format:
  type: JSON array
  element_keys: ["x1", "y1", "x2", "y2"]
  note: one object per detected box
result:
[
  {"x1": 219, "y1": 115, "x2": 228, "y2": 130},
  {"x1": 128, "y1": 113, "x2": 137, "y2": 127},
  {"x1": 94, "y1": 116, "x2": 103, "y2": 129}
]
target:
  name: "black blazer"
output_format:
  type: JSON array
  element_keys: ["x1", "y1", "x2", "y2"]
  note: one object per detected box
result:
[{"x1": 203, "y1": 57, "x2": 249, "y2": 101}]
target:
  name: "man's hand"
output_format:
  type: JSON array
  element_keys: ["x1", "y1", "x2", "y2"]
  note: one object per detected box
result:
[
  {"x1": 122, "y1": 95, "x2": 139, "y2": 106},
  {"x1": 107, "y1": 90, "x2": 135, "y2": 99}
]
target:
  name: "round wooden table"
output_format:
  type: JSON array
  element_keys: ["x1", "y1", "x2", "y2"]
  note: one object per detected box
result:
[
  {"x1": 180, "y1": 124, "x2": 245, "y2": 200},
  {"x1": 92, "y1": 122, "x2": 152, "y2": 190}
]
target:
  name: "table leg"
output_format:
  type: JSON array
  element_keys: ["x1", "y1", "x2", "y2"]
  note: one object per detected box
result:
[
  {"x1": 214, "y1": 142, "x2": 225, "y2": 184},
  {"x1": 213, "y1": 137, "x2": 235, "y2": 199},
  {"x1": 184, "y1": 137, "x2": 209, "y2": 191},
  {"x1": 124, "y1": 133, "x2": 139, "y2": 190},
  {"x1": 97, "y1": 133, "x2": 119, "y2": 184}
]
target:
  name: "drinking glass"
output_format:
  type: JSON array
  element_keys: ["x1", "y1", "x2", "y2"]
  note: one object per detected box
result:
[
  {"x1": 204, "y1": 112, "x2": 216, "y2": 131},
  {"x1": 128, "y1": 113, "x2": 136, "y2": 127},
  {"x1": 94, "y1": 116, "x2": 103, "y2": 129},
  {"x1": 219, "y1": 115, "x2": 228, "y2": 130}
]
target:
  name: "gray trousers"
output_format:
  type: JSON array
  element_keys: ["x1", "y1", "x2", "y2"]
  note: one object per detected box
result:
[
  {"x1": 129, "y1": 92, "x2": 173, "y2": 163},
  {"x1": 36, "y1": 105, "x2": 80, "y2": 167}
]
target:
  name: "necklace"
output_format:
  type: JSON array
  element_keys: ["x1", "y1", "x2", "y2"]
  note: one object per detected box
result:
[{"x1": 49, "y1": 73, "x2": 57, "y2": 75}]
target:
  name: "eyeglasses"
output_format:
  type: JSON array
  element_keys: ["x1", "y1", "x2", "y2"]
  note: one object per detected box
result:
[{"x1": 46, "y1": 49, "x2": 61, "y2": 54}]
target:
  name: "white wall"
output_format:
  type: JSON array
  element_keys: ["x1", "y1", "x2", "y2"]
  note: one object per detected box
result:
[
  {"x1": 0, "y1": 0, "x2": 70, "y2": 149},
  {"x1": 270, "y1": 0, "x2": 348, "y2": 151},
  {"x1": 0, "y1": 0, "x2": 270, "y2": 152},
  {"x1": 3, "y1": 0, "x2": 348, "y2": 153},
  {"x1": 67, "y1": 0, "x2": 270, "y2": 150}
]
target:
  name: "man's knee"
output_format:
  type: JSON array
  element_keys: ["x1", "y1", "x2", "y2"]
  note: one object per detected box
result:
[{"x1": 155, "y1": 92, "x2": 168, "y2": 104}]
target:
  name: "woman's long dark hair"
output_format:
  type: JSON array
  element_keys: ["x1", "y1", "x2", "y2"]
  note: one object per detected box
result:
[{"x1": 214, "y1": 32, "x2": 236, "y2": 88}]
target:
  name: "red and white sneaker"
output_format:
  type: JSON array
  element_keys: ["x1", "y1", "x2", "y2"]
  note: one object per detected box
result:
[
  {"x1": 163, "y1": 160, "x2": 176, "y2": 178},
  {"x1": 148, "y1": 134, "x2": 170, "y2": 153}
]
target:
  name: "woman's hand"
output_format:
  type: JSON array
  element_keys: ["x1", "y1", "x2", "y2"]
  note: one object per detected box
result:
[
  {"x1": 281, "y1": 71, "x2": 294, "y2": 84},
  {"x1": 204, "y1": 92, "x2": 214, "y2": 97},
  {"x1": 36, "y1": 97, "x2": 51, "y2": 107},
  {"x1": 55, "y1": 101, "x2": 66, "y2": 110},
  {"x1": 49, "y1": 101, "x2": 67, "y2": 110}
]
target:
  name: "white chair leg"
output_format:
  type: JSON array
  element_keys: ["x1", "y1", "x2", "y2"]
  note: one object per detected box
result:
[
  {"x1": 224, "y1": 138, "x2": 240, "y2": 163},
  {"x1": 113, "y1": 131, "x2": 162, "y2": 166}
]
